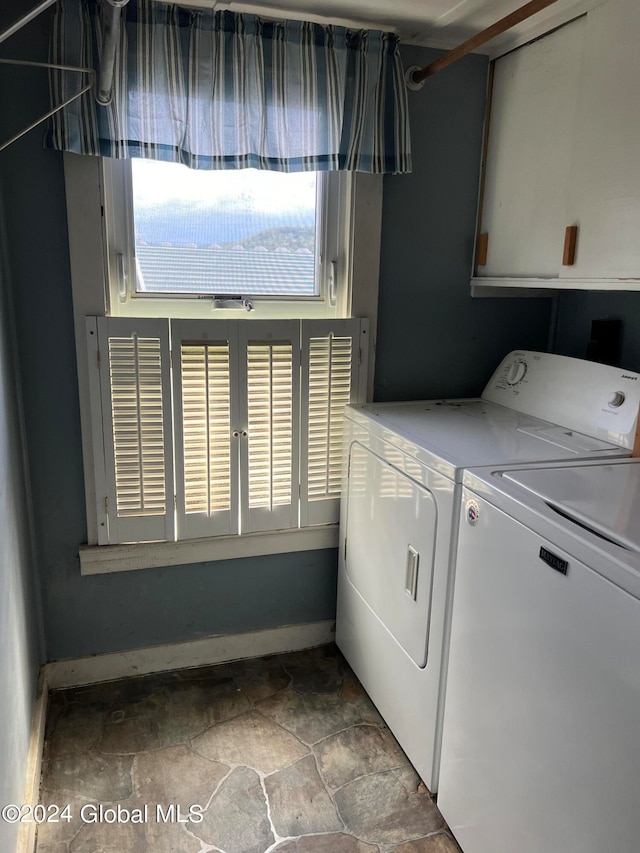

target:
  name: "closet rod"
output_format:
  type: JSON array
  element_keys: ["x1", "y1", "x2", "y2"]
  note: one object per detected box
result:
[
  {"x1": 408, "y1": 0, "x2": 563, "y2": 85},
  {"x1": 97, "y1": 0, "x2": 129, "y2": 105},
  {"x1": 0, "y1": 0, "x2": 59, "y2": 44}
]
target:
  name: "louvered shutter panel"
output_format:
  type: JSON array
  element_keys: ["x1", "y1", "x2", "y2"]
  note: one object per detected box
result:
[
  {"x1": 172, "y1": 321, "x2": 239, "y2": 539},
  {"x1": 237, "y1": 321, "x2": 300, "y2": 533},
  {"x1": 300, "y1": 319, "x2": 368, "y2": 526},
  {"x1": 93, "y1": 317, "x2": 174, "y2": 544}
]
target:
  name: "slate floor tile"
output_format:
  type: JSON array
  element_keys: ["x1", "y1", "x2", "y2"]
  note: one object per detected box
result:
[
  {"x1": 280, "y1": 646, "x2": 347, "y2": 695},
  {"x1": 193, "y1": 765, "x2": 274, "y2": 853},
  {"x1": 68, "y1": 819, "x2": 147, "y2": 853},
  {"x1": 264, "y1": 754, "x2": 342, "y2": 837},
  {"x1": 100, "y1": 679, "x2": 250, "y2": 753},
  {"x1": 36, "y1": 792, "x2": 95, "y2": 846},
  {"x1": 160, "y1": 679, "x2": 250, "y2": 740},
  {"x1": 335, "y1": 766, "x2": 445, "y2": 845},
  {"x1": 273, "y1": 833, "x2": 379, "y2": 852},
  {"x1": 257, "y1": 687, "x2": 363, "y2": 744},
  {"x1": 176, "y1": 662, "x2": 235, "y2": 682},
  {"x1": 191, "y1": 710, "x2": 309, "y2": 773},
  {"x1": 45, "y1": 704, "x2": 105, "y2": 757},
  {"x1": 45, "y1": 751, "x2": 134, "y2": 802},
  {"x1": 390, "y1": 833, "x2": 464, "y2": 853},
  {"x1": 132, "y1": 743, "x2": 228, "y2": 810},
  {"x1": 230, "y1": 656, "x2": 291, "y2": 702},
  {"x1": 43, "y1": 694, "x2": 67, "y2": 739},
  {"x1": 36, "y1": 644, "x2": 456, "y2": 853},
  {"x1": 340, "y1": 679, "x2": 386, "y2": 726},
  {"x1": 143, "y1": 819, "x2": 207, "y2": 852},
  {"x1": 64, "y1": 672, "x2": 176, "y2": 709},
  {"x1": 314, "y1": 724, "x2": 407, "y2": 789},
  {"x1": 279, "y1": 645, "x2": 343, "y2": 670},
  {"x1": 99, "y1": 709, "x2": 161, "y2": 754}
]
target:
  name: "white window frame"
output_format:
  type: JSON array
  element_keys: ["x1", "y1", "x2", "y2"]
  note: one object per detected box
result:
[
  {"x1": 63, "y1": 152, "x2": 382, "y2": 570},
  {"x1": 102, "y1": 159, "x2": 351, "y2": 320}
]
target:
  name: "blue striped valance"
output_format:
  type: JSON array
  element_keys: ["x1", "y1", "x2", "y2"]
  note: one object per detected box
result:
[{"x1": 48, "y1": 0, "x2": 411, "y2": 173}]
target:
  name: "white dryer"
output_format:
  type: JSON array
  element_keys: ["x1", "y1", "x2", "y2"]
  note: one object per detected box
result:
[
  {"x1": 336, "y1": 350, "x2": 640, "y2": 792},
  {"x1": 439, "y1": 458, "x2": 640, "y2": 853}
]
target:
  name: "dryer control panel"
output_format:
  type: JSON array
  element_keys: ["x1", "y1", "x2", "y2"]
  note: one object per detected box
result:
[{"x1": 482, "y1": 351, "x2": 640, "y2": 449}]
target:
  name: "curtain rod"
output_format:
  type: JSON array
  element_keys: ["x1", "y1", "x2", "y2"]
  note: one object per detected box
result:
[
  {"x1": 407, "y1": 0, "x2": 563, "y2": 87},
  {"x1": 97, "y1": 0, "x2": 129, "y2": 105}
]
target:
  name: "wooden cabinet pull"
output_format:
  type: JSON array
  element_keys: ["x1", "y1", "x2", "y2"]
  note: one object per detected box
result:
[
  {"x1": 476, "y1": 232, "x2": 489, "y2": 266},
  {"x1": 562, "y1": 225, "x2": 578, "y2": 266}
]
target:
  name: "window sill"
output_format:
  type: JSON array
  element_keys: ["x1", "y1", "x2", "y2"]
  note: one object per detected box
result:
[{"x1": 79, "y1": 525, "x2": 339, "y2": 576}]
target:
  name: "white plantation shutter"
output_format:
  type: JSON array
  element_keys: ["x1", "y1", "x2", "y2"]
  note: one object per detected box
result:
[
  {"x1": 238, "y1": 321, "x2": 300, "y2": 533},
  {"x1": 172, "y1": 321, "x2": 239, "y2": 539},
  {"x1": 92, "y1": 317, "x2": 174, "y2": 544},
  {"x1": 300, "y1": 319, "x2": 368, "y2": 526},
  {"x1": 88, "y1": 317, "x2": 368, "y2": 546}
]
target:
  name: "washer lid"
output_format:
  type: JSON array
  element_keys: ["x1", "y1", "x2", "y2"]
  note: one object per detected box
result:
[{"x1": 504, "y1": 461, "x2": 640, "y2": 554}]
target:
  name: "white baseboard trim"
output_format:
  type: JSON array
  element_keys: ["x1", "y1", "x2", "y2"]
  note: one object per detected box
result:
[
  {"x1": 17, "y1": 668, "x2": 49, "y2": 853},
  {"x1": 45, "y1": 620, "x2": 336, "y2": 689}
]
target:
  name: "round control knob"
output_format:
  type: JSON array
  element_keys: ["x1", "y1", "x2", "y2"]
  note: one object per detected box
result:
[
  {"x1": 608, "y1": 391, "x2": 625, "y2": 408},
  {"x1": 506, "y1": 360, "x2": 527, "y2": 386}
]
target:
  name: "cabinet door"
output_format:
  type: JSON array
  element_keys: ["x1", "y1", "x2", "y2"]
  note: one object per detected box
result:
[
  {"x1": 479, "y1": 18, "x2": 586, "y2": 278},
  {"x1": 562, "y1": 0, "x2": 640, "y2": 280}
]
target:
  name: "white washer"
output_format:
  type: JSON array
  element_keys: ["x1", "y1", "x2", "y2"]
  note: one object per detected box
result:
[
  {"x1": 336, "y1": 350, "x2": 640, "y2": 792},
  {"x1": 439, "y1": 458, "x2": 640, "y2": 853}
]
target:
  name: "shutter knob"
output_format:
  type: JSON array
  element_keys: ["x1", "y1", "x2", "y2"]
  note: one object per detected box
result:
[{"x1": 232, "y1": 430, "x2": 240, "y2": 438}]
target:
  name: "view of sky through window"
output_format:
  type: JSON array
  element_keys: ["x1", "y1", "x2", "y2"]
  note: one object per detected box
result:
[{"x1": 132, "y1": 160, "x2": 318, "y2": 297}]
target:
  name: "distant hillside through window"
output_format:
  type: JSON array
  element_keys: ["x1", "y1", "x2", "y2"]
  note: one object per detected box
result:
[{"x1": 132, "y1": 160, "x2": 318, "y2": 296}]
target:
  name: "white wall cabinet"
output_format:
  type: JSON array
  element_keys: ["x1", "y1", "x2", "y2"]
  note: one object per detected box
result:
[
  {"x1": 474, "y1": 0, "x2": 640, "y2": 292},
  {"x1": 479, "y1": 17, "x2": 586, "y2": 280},
  {"x1": 563, "y1": 0, "x2": 640, "y2": 281}
]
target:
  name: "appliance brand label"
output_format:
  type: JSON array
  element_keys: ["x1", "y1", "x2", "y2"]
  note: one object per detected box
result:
[
  {"x1": 539, "y1": 546, "x2": 568, "y2": 575},
  {"x1": 465, "y1": 499, "x2": 480, "y2": 526}
]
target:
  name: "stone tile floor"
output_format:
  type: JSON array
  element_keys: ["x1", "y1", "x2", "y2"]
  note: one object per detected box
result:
[{"x1": 36, "y1": 644, "x2": 461, "y2": 853}]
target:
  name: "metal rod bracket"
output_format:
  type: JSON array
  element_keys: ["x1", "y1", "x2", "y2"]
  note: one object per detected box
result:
[{"x1": 405, "y1": 66, "x2": 426, "y2": 92}]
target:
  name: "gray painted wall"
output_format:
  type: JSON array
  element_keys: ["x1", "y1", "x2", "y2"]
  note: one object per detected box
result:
[
  {"x1": 375, "y1": 46, "x2": 552, "y2": 401},
  {"x1": 0, "y1": 193, "x2": 44, "y2": 852},
  {"x1": 554, "y1": 292, "x2": 640, "y2": 372},
  {"x1": 1, "y1": 103, "x2": 338, "y2": 660},
  {"x1": 0, "y1": 3, "x2": 339, "y2": 661},
  {"x1": 1, "y1": 14, "x2": 552, "y2": 662}
]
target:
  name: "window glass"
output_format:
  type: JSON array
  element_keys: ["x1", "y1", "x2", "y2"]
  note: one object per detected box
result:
[{"x1": 131, "y1": 161, "x2": 318, "y2": 298}]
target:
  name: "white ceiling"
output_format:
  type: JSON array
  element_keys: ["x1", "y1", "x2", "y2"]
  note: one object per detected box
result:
[
  {"x1": 0, "y1": 0, "x2": 603, "y2": 63},
  {"x1": 178, "y1": 0, "x2": 602, "y2": 57}
]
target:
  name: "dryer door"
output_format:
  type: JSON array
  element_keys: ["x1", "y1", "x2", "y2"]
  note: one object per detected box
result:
[{"x1": 345, "y1": 442, "x2": 437, "y2": 668}]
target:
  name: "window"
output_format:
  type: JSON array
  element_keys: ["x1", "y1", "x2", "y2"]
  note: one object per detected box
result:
[
  {"x1": 87, "y1": 316, "x2": 368, "y2": 546},
  {"x1": 64, "y1": 152, "x2": 382, "y2": 562},
  {"x1": 132, "y1": 162, "x2": 318, "y2": 299},
  {"x1": 102, "y1": 159, "x2": 352, "y2": 319}
]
